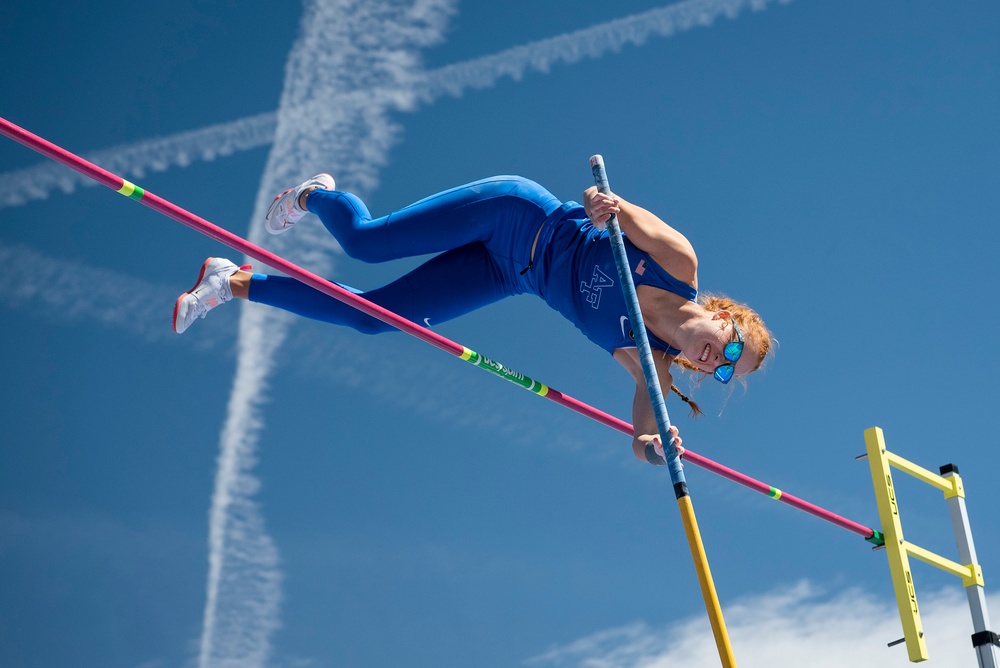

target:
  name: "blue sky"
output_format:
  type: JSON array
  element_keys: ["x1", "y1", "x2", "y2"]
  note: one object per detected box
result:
[{"x1": 1, "y1": 1, "x2": 998, "y2": 667}]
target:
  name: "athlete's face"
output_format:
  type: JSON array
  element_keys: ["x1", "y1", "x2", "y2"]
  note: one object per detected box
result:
[{"x1": 684, "y1": 311, "x2": 757, "y2": 381}]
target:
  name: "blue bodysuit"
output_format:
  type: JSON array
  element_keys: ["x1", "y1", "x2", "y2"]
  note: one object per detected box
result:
[{"x1": 249, "y1": 176, "x2": 697, "y2": 355}]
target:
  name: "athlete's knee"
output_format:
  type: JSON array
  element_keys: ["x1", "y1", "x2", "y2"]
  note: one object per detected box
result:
[
  {"x1": 485, "y1": 175, "x2": 538, "y2": 195},
  {"x1": 508, "y1": 175, "x2": 539, "y2": 188},
  {"x1": 335, "y1": 227, "x2": 385, "y2": 263},
  {"x1": 496, "y1": 176, "x2": 556, "y2": 207},
  {"x1": 311, "y1": 191, "x2": 384, "y2": 261}
]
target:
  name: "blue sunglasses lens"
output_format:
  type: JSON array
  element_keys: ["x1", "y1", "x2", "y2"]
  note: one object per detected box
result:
[
  {"x1": 724, "y1": 341, "x2": 744, "y2": 363},
  {"x1": 714, "y1": 364, "x2": 735, "y2": 383}
]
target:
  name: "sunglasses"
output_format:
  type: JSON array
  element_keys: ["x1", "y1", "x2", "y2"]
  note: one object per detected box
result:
[{"x1": 714, "y1": 317, "x2": 744, "y2": 384}]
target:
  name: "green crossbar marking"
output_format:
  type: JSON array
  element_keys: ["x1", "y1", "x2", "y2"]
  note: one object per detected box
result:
[
  {"x1": 463, "y1": 350, "x2": 547, "y2": 395},
  {"x1": 116, "y1": 180, "x2": 145, "y2": 200}
]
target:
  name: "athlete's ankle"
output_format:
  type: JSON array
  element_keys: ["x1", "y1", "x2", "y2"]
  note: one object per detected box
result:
[
  {"x1": 229, "y1": 270, "x2": 252, "y2": 300},
  {"x1": 298, "y1": 186, "x2": 319, "y2": 210}
]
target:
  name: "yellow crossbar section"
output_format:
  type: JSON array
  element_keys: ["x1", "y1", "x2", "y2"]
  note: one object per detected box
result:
[{"x1": 865, "y1": 427, "x2": 929, "y2": 662}]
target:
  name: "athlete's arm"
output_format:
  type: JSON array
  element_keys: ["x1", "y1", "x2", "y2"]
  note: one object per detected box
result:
[
  {"x1": 583, "y1": 186, "x2": 698, "y2": 286},
  {"x1": 613, "y1": 348, "x2": 684, "y2": 464}
]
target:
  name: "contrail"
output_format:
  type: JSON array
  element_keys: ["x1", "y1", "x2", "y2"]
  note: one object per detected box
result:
[
  {"x1": 197, "y1": 1, "x2": 455, "y2": 666},
  {"x1": 0, "y1": 112, "x2": 277, "y2": 208},
  {"x1": 419, "y1": 0, "x2": 792, "y2": 100},
  {"x1": 0, "y1": 241, "x2": 233, "y2": 349},
  {"x1": 0, "y1": 0, "x2": 792, "y2": 210},
  {"x1": 0, "y1": 242, "x2": 171, "y2": 340}
]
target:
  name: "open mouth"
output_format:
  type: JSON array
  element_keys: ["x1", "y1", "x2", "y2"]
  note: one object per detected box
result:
[{"x1": 699, "y1": 344, "x2": 711, "y2": 363}]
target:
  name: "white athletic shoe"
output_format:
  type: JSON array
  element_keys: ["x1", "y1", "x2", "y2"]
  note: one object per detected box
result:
[
  {"x1": 264, "y1": 173, "x2": 335, "y2": 235},
  {"x1": 172, "y1": 257, "x2": 240, "y2": 334}
]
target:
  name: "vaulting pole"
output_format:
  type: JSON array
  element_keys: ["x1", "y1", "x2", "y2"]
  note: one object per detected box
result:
[
  {"x1": 590, "y1": 154, "x2": 735, "y2": 667},
  {"x1": 0, "y1": 115, "x2": 883, "y2": 550}
]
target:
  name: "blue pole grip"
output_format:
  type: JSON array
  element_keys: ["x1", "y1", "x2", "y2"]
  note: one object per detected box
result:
[{"x1": 589, "y1": 155, "x2": 687, "y2": 495}]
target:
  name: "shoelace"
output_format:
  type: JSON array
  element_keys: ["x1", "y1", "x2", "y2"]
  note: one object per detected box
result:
[{"x1": 189, "y1": 287, "x2": 215, "y2": 317}]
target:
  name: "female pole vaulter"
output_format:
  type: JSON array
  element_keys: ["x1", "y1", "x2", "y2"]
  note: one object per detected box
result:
[{"x1": 173, "y1": 174, "x2": 774, "y2": 465}]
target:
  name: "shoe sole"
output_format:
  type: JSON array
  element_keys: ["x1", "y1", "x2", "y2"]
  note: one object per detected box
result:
[{"x1": 172, "y1": 257, "x2": 214, "y2": 333}]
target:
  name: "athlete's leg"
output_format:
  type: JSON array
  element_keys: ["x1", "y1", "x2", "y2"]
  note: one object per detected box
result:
[
  {"x1": 304, "y1": 176, "x2": 562, "y2": 265},
  {"x1": 247, "y1": 242, "x2": 515, "y2": 334}
]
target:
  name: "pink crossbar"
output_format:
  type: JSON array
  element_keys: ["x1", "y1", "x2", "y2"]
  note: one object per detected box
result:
[{"x1": 0, "y1": 115, "x2": 879, "y2": 542}]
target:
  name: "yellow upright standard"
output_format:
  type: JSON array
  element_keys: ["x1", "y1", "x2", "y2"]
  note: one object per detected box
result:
[
  {"x1": 865, "y1": 427, "x2": 928, "y2": 662},
  {"x1": 865, "y1": 426, "x2": 997, "y2": 667}
]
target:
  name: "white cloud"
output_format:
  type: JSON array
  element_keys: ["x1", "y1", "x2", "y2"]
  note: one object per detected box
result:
[{"x1": 525, "y1": 582, "x2": 996, "y2": 668}]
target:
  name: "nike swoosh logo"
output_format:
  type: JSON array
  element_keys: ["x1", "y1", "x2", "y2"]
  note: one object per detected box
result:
[
  {"x1": 424, "y1": 318, "x2": 432, "y2": 327},
  {"x1": 620, "y1": 315, "x2": 630, "y2": 339}
]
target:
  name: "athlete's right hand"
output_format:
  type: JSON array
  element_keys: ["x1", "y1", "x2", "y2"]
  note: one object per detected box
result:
[{"x1": 583, "y1": 186, "x2": 620, "y2": 230}]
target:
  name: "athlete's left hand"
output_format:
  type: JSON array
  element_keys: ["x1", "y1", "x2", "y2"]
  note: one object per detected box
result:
[
  {"x1": 651, "y1": 426, "x2": 684, "y2": 461},
  {"x1": 583, "y1": 186, "x2": 620, "y2": 230}
]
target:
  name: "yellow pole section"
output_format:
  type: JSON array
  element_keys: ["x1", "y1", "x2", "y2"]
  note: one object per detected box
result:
[
  {"x1": 678, "y1": 495, "x2": 737, "y2": 668},
  {"x1": 865, "y1": 427, "x2": 929, "y2": 662}
]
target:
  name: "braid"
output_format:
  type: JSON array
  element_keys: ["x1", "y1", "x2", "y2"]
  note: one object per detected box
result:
[{"x1": 671, "y1": 384, "x2": 703, "y2": 417}]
